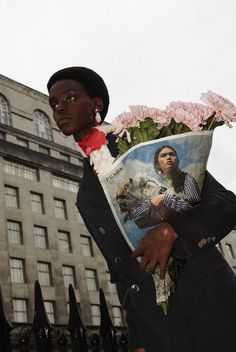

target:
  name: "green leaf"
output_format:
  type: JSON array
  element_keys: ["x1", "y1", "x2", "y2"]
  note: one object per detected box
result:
[
  {"x1": 117, "y1": 138, "x2": 129, "y2": 155},
  {"x1": 160, "y1": 301, "x2": 169, "y2": 315}
]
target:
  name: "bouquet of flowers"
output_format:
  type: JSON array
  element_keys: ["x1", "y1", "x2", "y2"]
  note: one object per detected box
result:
[{"x1": 76, "y1": 91, "x2": 236, "y2": 314}]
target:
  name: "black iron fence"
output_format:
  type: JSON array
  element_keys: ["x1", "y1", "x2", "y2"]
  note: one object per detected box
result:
[{"x1": 0, "y1": 282, "x2": 128, "y2": 352}]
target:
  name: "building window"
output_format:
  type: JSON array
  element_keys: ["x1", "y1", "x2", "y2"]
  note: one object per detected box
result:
[
  {"x1": 112, "y1": 306, "x2": 123, "y2": 326},
  {"x1": 106, "y1": 272, "x2": 117, "y2": 294},
  {"x1": 10, "y1": 258, "x2": 25, "y2": 283},
  {"x1": 30, "y1": 192, "x2": 44, "y2": 214},
  {"x1": 5, "y1": 185, "x2": 19, "y2": 208},
  {"x1": 81, "y1": 235, "x2": 93, "y2": 257},
  {"x1": 91, "y1": 305, "x2": 100, "y2": 326},
  {"x1": 4, "y1": 160, "x2": 38, "y2": 181},
  {"x1": 44, "y1": 301, "x2": 55, "y2": 324},
  {"x1": 52, "y1": 175, "x2": 78, "y2": 193},
  {"x1": 13, "y1": 299, "x2": 28, "y2": 323},
  {"x1": 54, "y1": 198, "x2": 67, "y2": 219},
  {"x1": 7, "y1": 220, "x2": 22, "y2": 244},
  {"x1": 33, "y1": 110, "x2": 52, "y2": 141},
  {"x1": 60, "y1": 152, "x2": 70, "y2": 162},
  {"x1": 0, "y1": 94, "x2": 10, "y2": 125},
  {"x1": 17, "y1": 138, "x2": 29, "y2": 148},
  {"x1": 85, "y1": 269, "x2": 98, "y2": 292},
  {"x1": 37, "y1": 262, "x2": 52, "y2": 286},
  {"x1": 34, "y1": 226, "x2": 48, "y2": 249},
  {"x1": 58, "y1": 231, "x2": 71, "y2": 253},
  {"x1": 39, "y1": 145, "x2": 50, "y2": 155},
  {"x1": 62, "y1": 265, "x2": 76, "y2": 288},
  {"x1": 225, "y1": 243, "x2": 235, "y2": 259}
]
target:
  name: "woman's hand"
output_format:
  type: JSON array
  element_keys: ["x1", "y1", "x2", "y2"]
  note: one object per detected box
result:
[
  {"x1": 149, "y1": 193, "x2": 165, "y2": 207},
  {"x1": 131, "y1": 223, "x2": 178, "y2": 278}
]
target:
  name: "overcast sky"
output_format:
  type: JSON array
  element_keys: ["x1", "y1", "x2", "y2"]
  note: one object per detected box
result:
[{"x1": 1, "y1": 0, "x2": 236, "y2": 192}]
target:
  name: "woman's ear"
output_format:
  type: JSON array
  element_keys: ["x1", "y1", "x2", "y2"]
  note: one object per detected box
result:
[
  {"x1": 93, "y1": 97, "x2": 104, "y2": 113},
  {"x1": 155, "y1": 164, "x2": 161, "y2": 173}
]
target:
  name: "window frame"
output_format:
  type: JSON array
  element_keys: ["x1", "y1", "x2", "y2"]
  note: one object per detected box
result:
[
  {"x1": 62, "y1": 265, "x2": 76, "y2": 288},
  {"x1": 54, "y1": 198, "x2": 67, "y2": 219},
  {"x1": 33, "y1": 110, "x2": 52, "y2": 141},
  {"x1": 81, "y1": 235, "x2": 94, "y2": 257},
  {"x1": 13, "y1": 298, "x2": 28, "y2": 323},
  {"x1": 5, "y1": 185, "x2": 19, "y2": 208},
  {"x1": 10, "y1": 257, "x2": 26, "y2": 284},
  {"x1": 0, "y1": 94, "x2": 11, "y2": 125},
  {"x1": 7, "y1": 220, "x2": 23, "y2": 244},
  {"x1": 37, "y1": 261, "x2": 52, "y2": 287},
  {"x1": 85, "y1": 269, "x2": 98, "y2": 292}
]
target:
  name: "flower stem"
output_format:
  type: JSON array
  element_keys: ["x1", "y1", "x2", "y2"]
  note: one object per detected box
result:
[
  {"x1": 207, "y1": 112, "x2": 216, "y2": 130},
  {"x1": 161, "y1": 301, "x2": 169, "y2": 315}
]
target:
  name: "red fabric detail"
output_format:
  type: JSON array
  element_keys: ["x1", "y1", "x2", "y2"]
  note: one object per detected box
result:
[{"x1": 77, "y1": 128, "x2": 108, "y2": 156}]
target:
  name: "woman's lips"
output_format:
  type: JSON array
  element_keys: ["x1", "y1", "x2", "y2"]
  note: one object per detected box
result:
[{"x1": 58, "y1": 118, "x2": 71, "y2": 128}]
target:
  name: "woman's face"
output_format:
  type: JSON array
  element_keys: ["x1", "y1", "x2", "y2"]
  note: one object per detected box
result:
[
  {"x1": 49, "y1": 79, "x2": 99, "y2": 136},
  {"x1": 156, "y1": 147, "x2": 178, "y2": 175}
]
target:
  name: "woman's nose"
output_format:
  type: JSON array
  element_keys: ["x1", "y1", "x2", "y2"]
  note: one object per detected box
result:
[{"x1": 56, "y1": 101, "x2": 67, "y2": 113}]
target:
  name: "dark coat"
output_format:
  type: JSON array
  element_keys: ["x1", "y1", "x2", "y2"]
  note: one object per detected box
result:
[{"x1": 76, "y1": 135, "x2": 236, "y2": 352}]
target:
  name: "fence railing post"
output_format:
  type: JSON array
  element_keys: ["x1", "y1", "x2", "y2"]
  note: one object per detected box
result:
[
  {"x1": 32, "y1": 281, "x2": 53, "y2": 352},
  {"x1": 118, "y1": 334, "x2": 129, "y2": 352},
  {"x1": 99, "y1": 289, "x2": 118, "y2": 352},
  {"x1": 56, "y1": 329, "x2": 68, "y2": 352},
  {"x1": 0, "y1": 285, "x2": 13, "y2": 352},
  {"x1": 18, "y1": 328, "x2": 31, "y2": 352},
  {"x1": 68, "y1": 284, "x2": 88, "y2": 352}
]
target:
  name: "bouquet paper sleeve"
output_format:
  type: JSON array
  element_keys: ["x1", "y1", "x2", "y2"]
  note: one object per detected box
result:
[
  {"x1": 92, "y1": 131, "x2": 213, "y2": 310},
  {"x1": 97, "y1": 131, "x2": 213, "y2": 250}
]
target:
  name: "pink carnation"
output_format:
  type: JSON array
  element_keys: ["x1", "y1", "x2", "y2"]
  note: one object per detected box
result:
[
  {"x1": 151, "y1": 109, "x2": 172, "y2": 127},
  {"x1": 201, "y1": 91, "x2": 236, "y2": 122},
  {"x1": 112, "y1": 111, "x2": 139, "y2": 134},
  {"x1": 166, "y1": 101, "x2": 213, "y2": 131},
  {"x1": 129, "y1": 105, "x2": 171, "y2": 126},
  {"x1": 129, "y1": 105, "x2": 160, "y2": 121}
]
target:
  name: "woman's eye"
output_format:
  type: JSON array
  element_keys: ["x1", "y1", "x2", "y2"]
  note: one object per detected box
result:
[
  {"x1": 50, "y1": 103, "x2": 58, "y2": 111},
  {"x1": 65, "y1": 95, "x2": 76, "y2": 102}
]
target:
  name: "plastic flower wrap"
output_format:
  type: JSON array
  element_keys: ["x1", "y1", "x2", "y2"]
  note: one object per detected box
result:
[{"x1": 76, "y1": 91, "x2": 236, "y2": 314}]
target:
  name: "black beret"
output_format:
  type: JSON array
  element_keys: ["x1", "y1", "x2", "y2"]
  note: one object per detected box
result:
[{"x1": 47, "y1": 66, "x2": 109, "y2": 120}]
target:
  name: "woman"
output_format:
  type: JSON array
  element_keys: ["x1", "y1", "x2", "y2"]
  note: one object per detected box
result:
[
  {"x1": 151, "y1": 145, "x2": 201, "y2": 211},
  {"x1": 47, "y1": 67, "x2": 236, "y2": 352},
  {"x1": 129, "y1": 145, "x2": 202, "y2": 229},
  {"x1": 130, "y1": 145, "x2": 201, "y2": 228}
]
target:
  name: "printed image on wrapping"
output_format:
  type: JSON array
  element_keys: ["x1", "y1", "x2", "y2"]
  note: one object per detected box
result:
[{"x1": 99, "y1": 131, "x2": 213, "y2": 249}]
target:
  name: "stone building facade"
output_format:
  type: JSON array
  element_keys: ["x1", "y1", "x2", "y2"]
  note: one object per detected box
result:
[
  {"x1": 0, "y1": 73, "x2": 235, "y2": 330},
  {"x1": 0, "y1": 74, "x2": 123, "y2": 329}
]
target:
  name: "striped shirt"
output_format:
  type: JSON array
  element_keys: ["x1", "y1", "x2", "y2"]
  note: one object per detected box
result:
[
  {"x1": 131, "y1": 173, "x2": 201, "y2": 224},
  {"x1": 163, "y1": 173, "x2": 201, "y2": 212}
]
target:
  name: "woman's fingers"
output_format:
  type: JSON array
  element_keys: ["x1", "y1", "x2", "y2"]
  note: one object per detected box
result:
[
  {"x1": 131, "y1": 246, "x2": 144, "y2": 259},
  {"x1": 159, "y1": 258, "x2": 168, "y2": 279},
  {"x1": 145, "y1": 259, "x2": 158, "y2": 274},
  {"x1": 139, "y1": 256, "x2": 150, "y2": 271}
]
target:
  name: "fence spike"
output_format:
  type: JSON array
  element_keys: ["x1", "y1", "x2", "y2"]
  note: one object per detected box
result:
[
  {"x1": 32, "y1": 281, "x2": 52, "y2": 352},
  {"x1": 68, "y1": 284, "x2": 87, "y2": 352},
  {"x1": 0, "y1": 285, "x2": 13, "y2": 352},
  {"x1": 99, "y1": 289, "x2": 118, "y2": 352}
]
